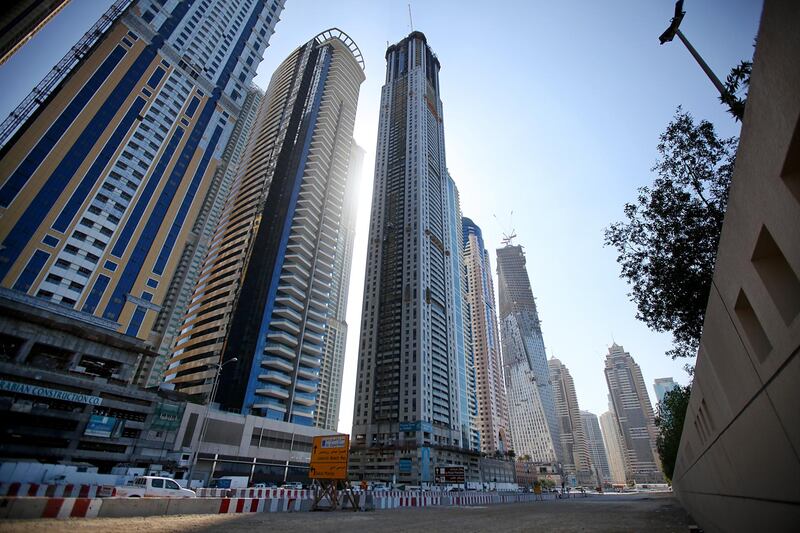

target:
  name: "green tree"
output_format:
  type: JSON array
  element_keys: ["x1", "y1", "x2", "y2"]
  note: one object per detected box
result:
[
  {"x1": 604, "y1": 108, "x2": 737, "y2": 360},
  {"x1": 655, "y1": 385, "x2": 692, "y2": 481},
  {"x1": 720, "y1": 60, "x2": 752, "y2": 122}
]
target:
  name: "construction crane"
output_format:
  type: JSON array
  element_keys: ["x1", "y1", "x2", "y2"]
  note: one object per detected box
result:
[{"x1": 493, "y1": 211, "x2": 517, "y2": 246}]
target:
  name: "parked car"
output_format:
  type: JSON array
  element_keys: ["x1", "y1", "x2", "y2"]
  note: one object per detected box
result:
[
  {"x1": 253, "y1": 482, "x2": 277, "y2": 488},
  {"x1": 281, "y1": 482, "x2": 304, "y2": 490},
  {"x1": 99, "y1": 476, "x2": 196, "y2": 498}
]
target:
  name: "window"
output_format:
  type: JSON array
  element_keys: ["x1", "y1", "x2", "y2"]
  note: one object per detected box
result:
[{"x1": 151, "y1": 478, "x2": 164, "y2": 488}]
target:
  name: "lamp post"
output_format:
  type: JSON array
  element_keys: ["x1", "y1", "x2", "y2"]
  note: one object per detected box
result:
[
  {"x1": 658, "y1": 0, "x2": 730, "y2": 100},
  {"x1": 186, "y1": 357, "x2": 237, "y2": 486}
]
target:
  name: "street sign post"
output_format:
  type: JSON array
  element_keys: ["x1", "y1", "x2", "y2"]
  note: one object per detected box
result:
[
  {"x1": 434, "y1": 466, "x2": 466, "y2": 484},
  {"x1": 309, "y1": 434, "x2": 357, "y2": 511}
]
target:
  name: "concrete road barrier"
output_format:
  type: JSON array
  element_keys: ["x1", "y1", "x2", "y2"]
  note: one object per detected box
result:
[
  {"x1": 98, "y1": 497, "x2": 170, "y2": 518},
  {"x1": 166, "y1": 497, "x2": 224, "y2": 515},
  {"x1": 0, "y1": 490, "x2": 567, "y2": 520}
]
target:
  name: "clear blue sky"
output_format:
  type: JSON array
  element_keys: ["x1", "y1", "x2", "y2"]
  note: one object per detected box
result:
[{"x1": 0, "y1": 0, "x2": 764, "y2": 433}]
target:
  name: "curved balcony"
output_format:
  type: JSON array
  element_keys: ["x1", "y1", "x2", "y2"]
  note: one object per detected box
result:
[
  {"x1": 256, "y1": 383, "x2": 289, "y2": 399},
  {"x1": 276, "y1": 294, "x2": 304, "y2": 312},
  {"x1": 300, "y1": 342, "x2": 323, "y2": 356},
  {"x1": 291, "y1": 403, "x2": 315, "y2": 415},
  {"x1": 292, "y1": 391, "x2": 317, "y2": 406},
  {"x1": 297, "y1": 365, "x2": 320, "y2": 380},
  {"x1": 253, "y1": 398, "x2": 287, "y2": 412},
  {"x1": 267, "y1": 330, "x2": 298, "y2": 347},
  {"x1": 277, "y1": 282, "x2": 305, "y2": 301},
  {"x1": 304, "y1": 317, "x2": 326, "y2": 334},
  {"x1": 262, "y1": 355, "x2": 294, "y2": 373},
  {"x1": 299, "y1": 354, "x2": 322, "y2": 368},
  {"x1": 260, "y1": 370, "x2": 292, "y2": 386},
  {"x1": 271, "y1": 318, "x2": 300, "y2": 335},
  {"x1": 295, "y1": 378, "x2": 318, "y2": 393},
  {"x1": 273, "y1": 305, "x2": 302, "y2": 322},
  {"x1": 265, "y1": 342, "x2": 297, "y2": 359}
]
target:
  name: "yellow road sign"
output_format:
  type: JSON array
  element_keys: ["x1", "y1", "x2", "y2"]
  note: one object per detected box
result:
[{"x1": 310, "y1": 434, "x2": 349, "y2": 480}]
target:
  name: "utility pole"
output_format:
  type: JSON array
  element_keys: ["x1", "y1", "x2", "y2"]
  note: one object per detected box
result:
[{"x1": 659, "y1": 1, "x2": 734, "y2": 108}]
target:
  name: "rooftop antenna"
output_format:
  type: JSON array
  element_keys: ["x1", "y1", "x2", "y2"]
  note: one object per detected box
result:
[{"x1": 408, "y1": 3, "x2": 414, "y2": 31}]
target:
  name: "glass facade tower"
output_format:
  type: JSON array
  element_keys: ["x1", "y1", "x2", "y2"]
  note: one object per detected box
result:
[
  {"x1": 350, "y1": 32, "x2": 478, "y2": 483},
  {"x1": 496, "y1": 244, "x2": 562, "y2": 463}
]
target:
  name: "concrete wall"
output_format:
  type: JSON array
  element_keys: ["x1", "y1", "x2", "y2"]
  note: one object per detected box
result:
[{"x1": 672, "y1": 1, "x2": 800, "y2": 530}]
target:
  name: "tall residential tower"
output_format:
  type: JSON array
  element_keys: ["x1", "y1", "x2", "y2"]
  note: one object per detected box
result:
[
  {"x1": 463, "y1": 218, "x2": 509, "y2": 455},
  {"x1": 581, "y1": 410, "x2": 612, "y2": 486},
  {"x1": 0, "y1": 0, "x2": 284, "y2": 358},
  {"x1": 604, "y1": 343, "x2": 664, "y2": 484},
  {"x1": 166, "y1": 29, "x2": 365, "y2": 428},
  {"x1": 549, "y1": 357, "x2": 592, "y2": 485},
  {"x1": 350, "y1": 32, "x2": 477, "y2": 483}
]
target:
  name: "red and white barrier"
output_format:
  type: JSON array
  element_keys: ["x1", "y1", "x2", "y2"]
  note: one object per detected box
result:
[
  {"x1": 42, "y1": 498, "x2": 103, "y2": 518},
  {"x1": 0, "y1": 483, "x2": 99, "y2": 498},
  {"x1": 195, "y1": 487, "x2": 312, "y2": 500}
]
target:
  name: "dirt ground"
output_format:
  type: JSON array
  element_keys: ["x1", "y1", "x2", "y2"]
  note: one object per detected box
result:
[{"x1": 1, "y1": 492, "x2": 690, "y2": 533}]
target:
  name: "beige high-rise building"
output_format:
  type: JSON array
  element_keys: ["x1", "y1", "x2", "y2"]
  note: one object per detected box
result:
[
  {"x1": 165, "y1": 29, "x2": 365, "y2": 427},
  {"x1": 549, "y1": 357, "x2": 593, "y2": 485},
  {"x1": 463, "y1": 218, "x2": 510, "y2": 454},
  {"x1": 600, "y1": 410, "x2": 627, "y2": 485},
  {"x1": 604, "y1": 343, "x2": 664, "y2": 484}
]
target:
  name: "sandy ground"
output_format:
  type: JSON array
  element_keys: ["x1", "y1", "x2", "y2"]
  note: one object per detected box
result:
[{"x1": 1, "y1": 492, "x2": 690, "y2": 533}]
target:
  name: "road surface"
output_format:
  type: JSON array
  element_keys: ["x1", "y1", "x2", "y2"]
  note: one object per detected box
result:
[{"x1": 2, "y1": 492, "x2": 689, "y2": 532}]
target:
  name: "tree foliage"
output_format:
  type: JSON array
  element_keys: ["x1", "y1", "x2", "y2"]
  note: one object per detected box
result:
[
  {"x1": 655, "y1": 385, "x2": 691, "y2": 482},
  {"x1": 604, "y1": 109, "x2": 737, "y2": 359},
  {"x1": 720, "y1": 60, "x2": 752, "y2": 122}
]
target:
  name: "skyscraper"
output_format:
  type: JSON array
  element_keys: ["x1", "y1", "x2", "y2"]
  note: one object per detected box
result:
[
  {"x1": 136, "y1": 84, "x2": 264, "y2": 388},
  {"x1": 604, "y1": 343, "x2": 664, "y2": 484},
  {"x1": 450, "y1": 182, "x2": 480, "y2": 453},
  {"x1": 496, "y1": 243, "x2": 562, "y2": 463},
  {"x1": 351, "y1": 32, "x2": 476, "y2": 483},
  {"x1": 504, "y1": 355, "x2": 557, "y2": 462},
  {"x1": 315, "y1": 143, "x2": 365, "y2": 431},
  {"x1": 653, "y1": 377, "x2": 679, "y2": 404},
  {"x1": 581, "y1": 410, "x2": 612, "y2": 486},
  {"x1": 549, "y1": 357, "x2": 592, "y2": 485},
  {"x1": 0, "y1": 0, "x2": 284, "y2": 355},
  {"x1": 463, "y1": 217, "x2": 509, "y2": 455},
  {"x1": 166, "y1": 29, "x2": 365, "y2": 428},
  {"x1": 599, "y1": 410, "x2": 627, "y2": 485}
]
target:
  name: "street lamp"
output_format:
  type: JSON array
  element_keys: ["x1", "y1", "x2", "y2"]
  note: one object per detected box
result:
[
  {"x1": 659, "y1": 0, "x2": 731, "y2": 101},
  {"x1": 186, "y1": 357, "x2": 238, "y2": 486}
]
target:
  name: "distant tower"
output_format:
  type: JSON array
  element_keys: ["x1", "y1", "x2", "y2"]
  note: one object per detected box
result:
[
  {"x1": 653, "y1": 377, "x2": 679, "y2": 404},
  {"x1": 350, "y1": 32, "x2": 475, "y2": 484},
  {"x1": 166, "y1": 29, "x2": 365, "y2": 427},
  {"x1": 581, "y1": 410, "x2": 612, "y2": 486},
  {"x1": 604, "y1": 343, "x2": 664, "y2": 484},
  {"x1": 600, "y1": 410, "x2": 627, "y2": 485},
  {"x1": 496, "y1": 243, "x2": 562, "y2": 463},
  {"x1": 463, "y1": 217, "x2": 509, "y2": 455},
  {"x1": 549, "y1": 357, "x2": 592, "y2": 485}
]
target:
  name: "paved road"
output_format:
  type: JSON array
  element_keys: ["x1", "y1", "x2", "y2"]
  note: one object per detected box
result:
[{"x1": 2, "y1": 492, "x2": 689, "y2": 532}]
